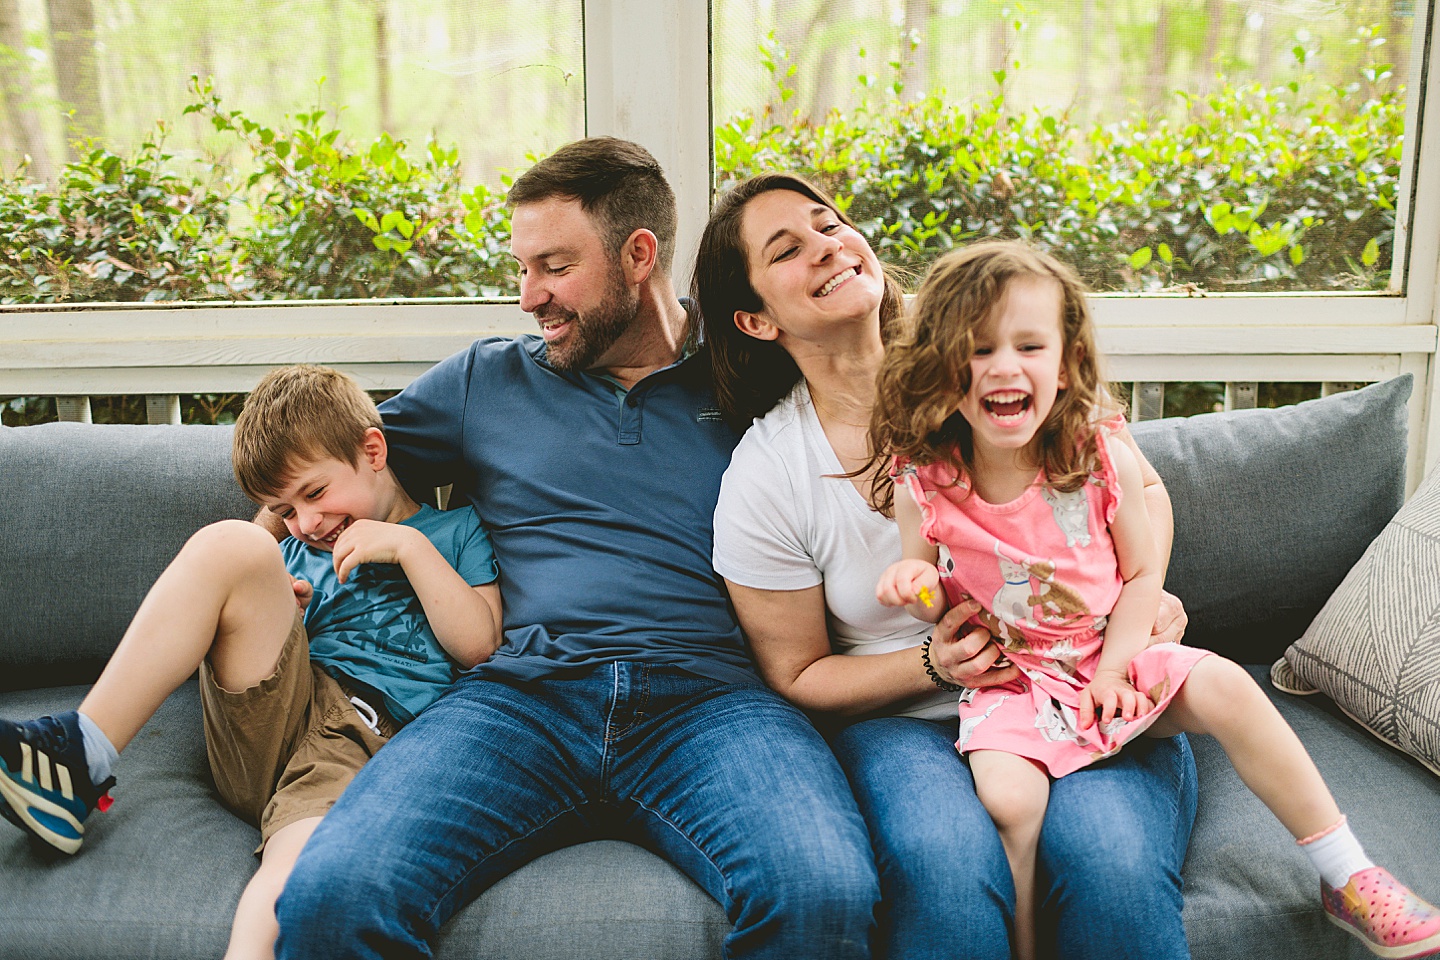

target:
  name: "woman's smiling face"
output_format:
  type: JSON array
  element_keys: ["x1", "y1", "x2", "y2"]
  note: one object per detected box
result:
[{"x1": 734, "y1": 188, "x2": 884, "y2": 346}]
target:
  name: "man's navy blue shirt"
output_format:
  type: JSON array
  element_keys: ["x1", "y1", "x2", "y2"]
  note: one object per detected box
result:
[{"x1": 378, "y1": 335, "x2": 756, "y2": 685}]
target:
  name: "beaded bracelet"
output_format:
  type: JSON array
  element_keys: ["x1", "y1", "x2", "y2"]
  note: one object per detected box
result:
[{"x1": 921, "y1": 636, "x2": 964, "y2": 692}]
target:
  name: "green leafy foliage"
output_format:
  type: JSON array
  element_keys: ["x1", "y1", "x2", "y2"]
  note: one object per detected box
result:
[
  {"x1": 0, "y1": 128, "x2": 233, "y2": 303},
  {"x1": 187, "y1": 78, "x2": 516, "y2": 300},
  {"x1": 0, "y1": 77, "x2": 518, "y2": 307},
  {"x1": 716, "y1": 38, "x2": 1402, "y2": 293},
  {"x1": 0, "y1": 35, "x2": 1407, "y2": 423}
]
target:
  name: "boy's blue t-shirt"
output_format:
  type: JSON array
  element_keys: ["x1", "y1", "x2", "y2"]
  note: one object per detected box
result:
[{"x1": 281, "y1": 503, "x2": 498, "y2": 724}]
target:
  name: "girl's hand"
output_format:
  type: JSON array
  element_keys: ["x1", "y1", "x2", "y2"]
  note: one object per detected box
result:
[
  {"x1": 1079, "y1": 670, "x2": 1155, "y2": 729},
  {"x1": 877, "y1": 559, "x2": 941, "y2": 608},
  {"x1": 331, "y1": 519, "x2": 424, "y2": 583}
]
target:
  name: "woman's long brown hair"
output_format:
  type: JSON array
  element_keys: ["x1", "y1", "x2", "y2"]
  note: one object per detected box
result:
[
  {"x1": 868, "y1": 240, "x2": 1121, "y2": 516},
  {"x1": 692, "y1": 173, "x2": 907, "y2": 431}
]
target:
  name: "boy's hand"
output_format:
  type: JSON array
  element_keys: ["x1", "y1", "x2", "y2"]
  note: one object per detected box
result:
[
  {"x1": 1079, "y1": 670, "x2": 1154, "y2": 729},
  {"x1": 332, "y1": 519, "x2": 424, "y2": 584},
  {"x1": 877, "y1": 559, "x2": 942, "y2": 609}
]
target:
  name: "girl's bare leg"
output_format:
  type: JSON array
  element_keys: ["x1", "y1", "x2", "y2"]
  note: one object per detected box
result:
[
  {"x1": 225, "y1": 816, "x2": 323, "y2": 960},
  {"x1": 1147, "y1": 655, "x2": 1341, "y2": 839},
  {"x1": 79, "y1": 520, "x2": 299, "y2": 751},
  {"x1": 970, "y1": 750, "x2": 1051, "y2": 960}
]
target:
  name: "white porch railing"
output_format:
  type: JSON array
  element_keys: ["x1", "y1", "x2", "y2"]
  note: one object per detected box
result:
[{"x1": 4, "y1": 293, "x2": 1436, "y2": 494}]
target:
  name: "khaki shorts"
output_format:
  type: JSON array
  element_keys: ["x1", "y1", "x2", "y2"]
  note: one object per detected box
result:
[{"x1": 199, "y1": 609, "x2": 399, "y2": 852}]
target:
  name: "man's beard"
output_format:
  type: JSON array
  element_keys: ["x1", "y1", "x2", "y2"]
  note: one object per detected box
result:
[{"x1": 541, "y1": 271, "x2": 640, "y2": 372}]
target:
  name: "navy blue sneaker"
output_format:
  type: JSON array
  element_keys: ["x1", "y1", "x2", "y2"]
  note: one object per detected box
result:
[{"x1": 0, "y1": 712, "x2": 114, "y2": 854}]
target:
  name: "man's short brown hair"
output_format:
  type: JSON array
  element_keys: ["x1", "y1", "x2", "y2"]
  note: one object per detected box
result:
[
  {"x1": 507, "y1": 136, "x2": 677, "y2": 275},
  {"x1": 232, "y1": 364, "x2": 383, "y2": 503}
]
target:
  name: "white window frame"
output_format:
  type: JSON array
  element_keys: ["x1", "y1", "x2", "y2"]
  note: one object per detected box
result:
[{"x1": 3, "y1": 0, "x2": 1439, "y2": 490}]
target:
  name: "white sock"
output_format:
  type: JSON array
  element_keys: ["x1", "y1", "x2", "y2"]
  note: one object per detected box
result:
[
  {"x1": 75, "y1": 710, "x2": 118, "y2": 786},
  {"x1": 1299, "y1": 817, "x2": 1375, "y2": 888}
]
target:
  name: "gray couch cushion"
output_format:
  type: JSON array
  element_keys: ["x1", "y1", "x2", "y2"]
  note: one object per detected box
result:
[
  {"x1": 0, "y1": 683, "x2": 730, "y2": 960},
  {"x1": 1183, "y1": 666, "x2": 1440, "y2": 959},
  {"x1": 9, "y1": 669, "x2": 1435, "y2": 960},
  {"x1": 0, "y1": 423, "x2": 256, "y2": 690},
  {"x1": 1131, "y1": 376, "x2": 1411, "y2": 664}
]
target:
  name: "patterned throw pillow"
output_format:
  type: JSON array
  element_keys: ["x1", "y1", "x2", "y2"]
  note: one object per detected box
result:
[{"x1": 1281, "y1": 466, "x2": 1440, "y2": 778}]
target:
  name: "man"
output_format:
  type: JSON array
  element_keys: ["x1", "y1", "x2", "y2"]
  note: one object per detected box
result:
[{"x1": 272, "y1": 137, "x2": 880, "y2": 959}]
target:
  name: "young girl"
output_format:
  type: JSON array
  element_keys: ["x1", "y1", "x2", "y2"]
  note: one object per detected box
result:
[{"x1": 873, "y1": 240, "x2": 1440, "y2": 960}]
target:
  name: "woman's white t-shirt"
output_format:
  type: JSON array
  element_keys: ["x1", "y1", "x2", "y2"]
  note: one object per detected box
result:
[{"x1": 713, "y1": 381, "x2": 955, "y2": 721}]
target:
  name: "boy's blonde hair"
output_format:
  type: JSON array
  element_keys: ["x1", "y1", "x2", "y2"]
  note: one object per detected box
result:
[
  {"x1": 868, "y1": 240, "x2": 1121, "y2": 515},
  {"x1": 232, "y1": 364, "x2": 383, "y2": 502}
]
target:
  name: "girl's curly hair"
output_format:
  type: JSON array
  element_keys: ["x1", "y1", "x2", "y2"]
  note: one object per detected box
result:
[{"x1": 868, "y1": 240, "x2": 1121, "y2": 516}]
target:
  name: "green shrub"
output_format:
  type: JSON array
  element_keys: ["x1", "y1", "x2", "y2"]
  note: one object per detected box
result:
[
  {"x1": 0, "y1": 130, "x2": 234, "y2": 303},
  {"x1": 0, "y1": 42, "x2": 1407, "y2": 422},
  {"x1": 715, "y1": 40, "x2": 1402, "y2": 292},
  {"x1": 187, "y1": 79, "x2": 515, "y2": 300}
]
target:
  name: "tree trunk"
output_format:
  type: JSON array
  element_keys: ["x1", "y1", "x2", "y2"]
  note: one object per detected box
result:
[
  {"x1": 0, "y1": 0, "x2": 55, "y2": 178},
  {"x1": 1199, "y1": 0, "x2": 1224, "y2": 92},
  {"x1": 901, "y1": 0, "x2": 931, "y2": 99},
  {"x1": 787, "y1": 0, "x2": 834, "y2": 121},
  {"x1": 373, "y1": 0, "x2": 391, "y2": 133},
  {"x1": 1076, "y1": 0, "x2": 1093, "y2": 110},
  {"x1": 1145, "y1": 0, "x2": 1172, "y2": 110},
  {"x1": 990, "y1": 12, "x2": 1009, "y2": 98},
  {"x1": 1255, "y1": 3, "x2": 1273, "y2": 85},
  {"x1": 45, "y1": 0, "x2": 103, "y2": 156},
  {"x1": 325, "y1": 0, "x2": 344, "y2": 121}
]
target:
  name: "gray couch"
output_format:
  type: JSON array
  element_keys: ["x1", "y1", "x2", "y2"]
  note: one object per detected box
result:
[{"x1": 2, "y1": 374, "x2": 1438, "y2": 959}]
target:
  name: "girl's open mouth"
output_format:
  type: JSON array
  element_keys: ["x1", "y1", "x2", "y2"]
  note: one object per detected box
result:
[{"x1": 983, "y1": 391, "x2": 1032, "y2": 422}]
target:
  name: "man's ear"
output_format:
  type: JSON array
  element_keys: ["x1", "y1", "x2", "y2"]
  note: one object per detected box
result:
[
  {"x1": 734, "y1": 310, "x2": 780, "y2": 342},
  {"x1": 621, "y1": 229, "x2": 659, "y2": 285},
  {"x1": 361, "y1": 427, "x2": 389, "y2": 472}
]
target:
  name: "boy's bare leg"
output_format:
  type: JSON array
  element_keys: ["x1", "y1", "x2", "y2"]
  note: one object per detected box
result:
[
  {"x1": 970, "y1": 750, "x2": 1050, "y2": 960},
  {"x1": 79, "y1": 520, "x2": 300, "y2": 752},
  {"x1": 225, "y1": 816, "x2": 322, "y2": 960},
  {"x1": 1146, "y1": 655, "x2": 1342, "y2": 839}
]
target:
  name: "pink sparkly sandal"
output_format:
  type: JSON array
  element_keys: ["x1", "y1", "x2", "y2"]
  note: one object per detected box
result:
[{"x1": 1322, "y1": 867, "x2": 1440, "y2": 959}]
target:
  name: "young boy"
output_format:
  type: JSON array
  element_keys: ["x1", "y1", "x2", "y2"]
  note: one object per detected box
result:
[{"x1": 0, "y1": 364, "x2": 502, "y2": 959}]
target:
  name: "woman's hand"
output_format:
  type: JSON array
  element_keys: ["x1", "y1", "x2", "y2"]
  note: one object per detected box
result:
[
  {"x1": 1150, "y1": 590, "x2": 1188, "y2": 646},
  {"x1": 928, "y1": 599, "x2": 1021, "y2": 689},
  {"x1": 1079, "y1": 670, "x2": 1154, "y2": 729}
]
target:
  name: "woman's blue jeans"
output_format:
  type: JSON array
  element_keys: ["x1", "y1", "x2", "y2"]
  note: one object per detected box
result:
[
  {"x1": 830, "y1": 716, "x2": 1197, "y2": 960},
  {"x1": 274, "y1": 664, "x2": 880, "y2": 959}
]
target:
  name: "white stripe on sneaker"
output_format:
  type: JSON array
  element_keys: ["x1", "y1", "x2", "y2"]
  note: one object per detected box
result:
[
  {"x1": 37, "y1": 752, "x2": 52, "y2": 792},
  {"x1": 56, "y1": 764, "x2": 73, "y2": 801},
  {"x1": 20, "y1": 742, "x2": 32, "y2": 784}
]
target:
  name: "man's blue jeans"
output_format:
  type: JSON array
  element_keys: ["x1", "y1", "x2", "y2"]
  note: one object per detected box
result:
[
  {"x1": 274, "y1": 664, "x2": 880, "y2": 959},
  {"x1": 831, "y1": 716, "x2": 1197, "y2": 960}
]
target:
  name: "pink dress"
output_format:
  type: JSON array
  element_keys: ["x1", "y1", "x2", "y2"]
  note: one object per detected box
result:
[{"x1": 895, "y1": 424, "x2": 1211, "y2": 778}]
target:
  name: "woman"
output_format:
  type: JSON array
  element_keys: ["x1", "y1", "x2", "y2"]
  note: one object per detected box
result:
[{"x1": 693, "y1": 173, "x2": 1196, "y2": 960}]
